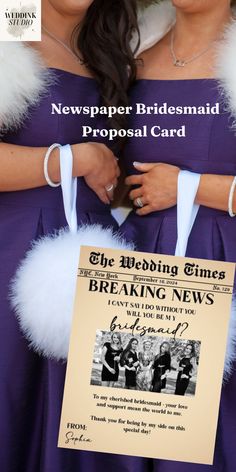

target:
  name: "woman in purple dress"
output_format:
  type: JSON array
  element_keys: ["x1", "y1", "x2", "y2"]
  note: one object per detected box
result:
[
  {"x1": 120, "y1": 0, "x2": 236, "y2": 470},
  {"x1": 0, "y1": 1, "x2": 152, "y2": 471}
]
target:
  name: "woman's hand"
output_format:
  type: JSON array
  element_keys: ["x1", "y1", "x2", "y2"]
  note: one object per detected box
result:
[
  {"x1": 125, "y1": 162, "x2": 180, "y2": 215},
  {"x1": 72, "y1": 142, "x2": 120, "y2": 204}
]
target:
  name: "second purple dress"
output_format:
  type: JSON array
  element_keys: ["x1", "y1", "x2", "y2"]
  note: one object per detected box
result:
[{"x1": 121, "y1": 78, "x2": 236, "y2": 472}]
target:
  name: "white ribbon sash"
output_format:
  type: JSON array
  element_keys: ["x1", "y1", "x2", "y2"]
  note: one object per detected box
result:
[{"x1": 59, "y1": 144, "x2": 78, "y2": 234}]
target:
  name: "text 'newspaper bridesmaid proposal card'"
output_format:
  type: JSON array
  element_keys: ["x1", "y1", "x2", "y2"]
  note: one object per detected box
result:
[{"x1": 58, "y1": 246, "x2": 235, "y2": 465}]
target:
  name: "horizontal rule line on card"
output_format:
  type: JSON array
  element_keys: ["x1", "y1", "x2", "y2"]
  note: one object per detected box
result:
[
  {"x1": 78, "y1": 268, "x2": 233, "y2": 288},
  {"x1": 78, "y1": 275, "x2": 232, "y2": 294}
]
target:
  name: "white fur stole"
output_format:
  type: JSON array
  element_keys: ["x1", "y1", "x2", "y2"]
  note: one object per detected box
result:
[
  {"x1": 10, "y1": 225, "x2": 134, "y2": 361},
  {"x1": 0, "y1": 42, "x2": 51, "y2": 132}
]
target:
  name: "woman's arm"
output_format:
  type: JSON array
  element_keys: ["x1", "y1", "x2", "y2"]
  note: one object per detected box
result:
[
  {"x1": 0, "y1": 142, "x2": 60, "y2": 191},
  {"x1": 125, "y1": 365, "x2": 136, "y2": 371},
  {"x1": 0, "y1": 142, "x2": 120, "y2": 204},
  {"x1": 148, "y1": 359, "x2": 154, "y2": 369},
  {"x1": 196, "y1": 173, "x2": 234, "y2": 211},
  {"x1": 126, "y1": 162, "x2": 236, "y2": 216},
  {"x1": 138, "y1": 352, "x2": 144, "y2": 369}
]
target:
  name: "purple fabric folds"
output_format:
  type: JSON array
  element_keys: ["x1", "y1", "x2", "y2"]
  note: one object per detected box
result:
[{"x1": 0, "y1": 70, "x2": 147, "y2": 472}]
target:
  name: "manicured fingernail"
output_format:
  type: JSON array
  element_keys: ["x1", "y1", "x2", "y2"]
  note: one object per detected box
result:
[{"x1": 133, "y1": 161, "x2": 144, "y2": 167}]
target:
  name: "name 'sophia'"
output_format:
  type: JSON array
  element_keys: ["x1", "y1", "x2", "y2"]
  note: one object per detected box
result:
[{"x1": 51, "y1": 102, "x2": 219, "y2": 140}]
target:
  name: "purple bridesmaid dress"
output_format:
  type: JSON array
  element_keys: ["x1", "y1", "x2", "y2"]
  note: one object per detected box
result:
[
  {"x1": 0, "y1": 69, "x2": 149, "y2": 472},
  {"x1": 120, "y1": 78, "x2": 236, "y2": 472}
]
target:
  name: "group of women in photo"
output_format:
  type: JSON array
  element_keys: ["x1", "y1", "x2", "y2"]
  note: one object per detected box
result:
[
  {"x1": 1, "y1": 0, "x2": 236, "y2": 470},
  {"x1": 101, "y1": 334, "x2": 197, "y2": 396}
]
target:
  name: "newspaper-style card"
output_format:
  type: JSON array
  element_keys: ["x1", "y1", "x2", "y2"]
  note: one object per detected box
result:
[{"x1": 58, "y1": 246, "x2": 235, "y2": 465}]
